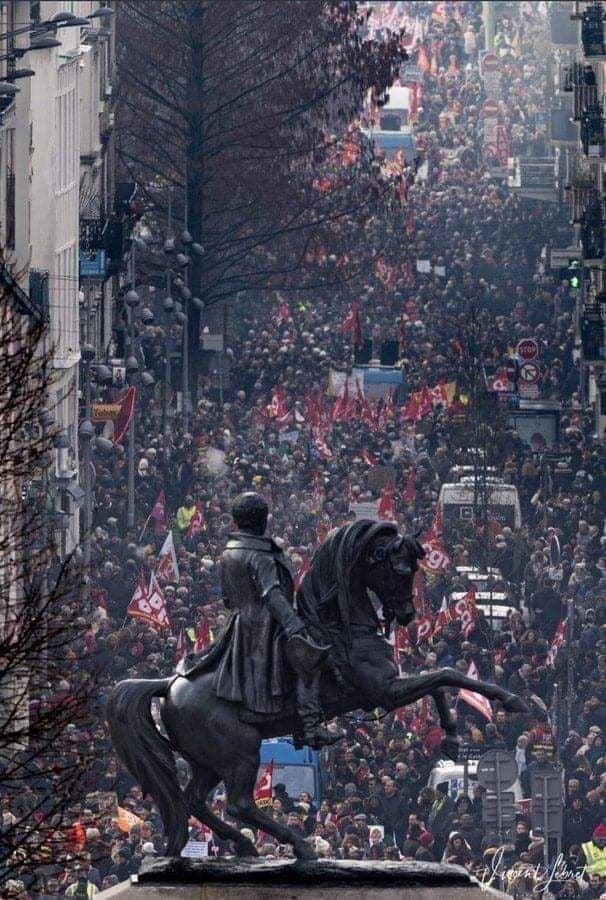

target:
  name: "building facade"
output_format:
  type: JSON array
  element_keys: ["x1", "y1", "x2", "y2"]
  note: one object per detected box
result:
[
  {"x1": 0, "y1": 0, "x2": 117, "y2": 552},
  {"x1": 551, "y1": 0, "x2": 606, "y2": 442}
]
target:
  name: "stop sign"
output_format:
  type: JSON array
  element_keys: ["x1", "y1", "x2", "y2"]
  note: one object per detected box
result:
[
  {"x1": 482, "y1": 99, "x2": 499, "y2": 118},
  {"x1": 482, "y1": 53, "x2": 500, "y2": 73},
  {"x1": 517, "y1": 338, "x2": 539, "y2": 361}
]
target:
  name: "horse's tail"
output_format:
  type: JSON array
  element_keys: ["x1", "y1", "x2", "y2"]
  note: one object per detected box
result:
[{"x1": 107, "y1": 677, "x2": 188, "y2": 855}]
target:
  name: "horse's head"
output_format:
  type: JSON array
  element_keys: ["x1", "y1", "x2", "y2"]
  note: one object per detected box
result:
[{"x1": 364, "y1": 532, "x2": 426, "y2": 629}]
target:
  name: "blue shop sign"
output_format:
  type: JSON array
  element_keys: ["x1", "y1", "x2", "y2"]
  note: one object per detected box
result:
[{"x1": 80, "y1": 249, "x2": 106, "y2": 278}]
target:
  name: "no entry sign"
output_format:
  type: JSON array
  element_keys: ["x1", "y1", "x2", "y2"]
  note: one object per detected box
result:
[
  {"x1": 517, "y1": 338, "x2": 539, "y2": 361},
  {"x1": 482, "y1": 53, "x2": 500, "y2": 74}
]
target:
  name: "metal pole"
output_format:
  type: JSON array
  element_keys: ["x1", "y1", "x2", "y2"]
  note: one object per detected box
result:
[
  {"x1": 182, "y1": 272, "x2": 190, "y2": 434},
  {"x1": 566, "y1": 597, "x2": 574, "y2": 734},
  {"x1": 127, "y1": 241, "x2": 136, "y2": 530},
  {"x1": 163, "y1": 190, "x2": 173, "y2": 438},
  {"x1": 482, "y1": 0, "x2": 495, "y2": 52}
]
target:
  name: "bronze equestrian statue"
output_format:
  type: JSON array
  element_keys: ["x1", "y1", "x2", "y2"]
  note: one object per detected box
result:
[{"x1": 108, "y1": 493, "x2": 526, "y2": 860}]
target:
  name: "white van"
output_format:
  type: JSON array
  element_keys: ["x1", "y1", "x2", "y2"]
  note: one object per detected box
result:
[
  {"x1": 428, "y1": 759, "x2": 523, "y2": 804},
  {"x1": 438, "y1": 479, "x2": 522, "y2": 530}
]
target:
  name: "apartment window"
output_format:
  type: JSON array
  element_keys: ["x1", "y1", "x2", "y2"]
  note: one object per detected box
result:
[{"x1": 5, "y1": 129, "x2": 15, "y2": 250}]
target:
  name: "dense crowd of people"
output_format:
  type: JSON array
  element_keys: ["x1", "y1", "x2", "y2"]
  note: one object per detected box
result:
[{"x1": 3, "y1": 1, "x2": 606, "y2": 897}]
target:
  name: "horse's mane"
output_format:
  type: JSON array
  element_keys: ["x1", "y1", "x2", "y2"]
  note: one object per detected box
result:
[{"x1": 297, "y1": 519, "x2": 398, "y2": 639}]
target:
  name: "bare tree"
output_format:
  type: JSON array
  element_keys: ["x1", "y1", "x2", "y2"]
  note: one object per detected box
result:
[
  {"x1": 0, "y1": 272, "x2": 98, "y2": 889},
  {"x1": 116, "y1": 0, "x2": 407, "y2": 395}
]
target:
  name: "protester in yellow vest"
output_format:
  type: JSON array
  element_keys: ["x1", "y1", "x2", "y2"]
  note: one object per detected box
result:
[
  {"x1": 581, "y1": 824, "x2": 606, "y2": 877},
  {"x1": 175, "y1": 495, "x2": 196, "y2": 535}
]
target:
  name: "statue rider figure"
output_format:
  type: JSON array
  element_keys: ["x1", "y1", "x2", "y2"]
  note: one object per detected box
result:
[{"x1": 214, "y1": 492, "x2": 341, "y2": 749}]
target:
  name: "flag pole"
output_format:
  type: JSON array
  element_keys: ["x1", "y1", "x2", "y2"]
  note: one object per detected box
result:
[{"x1": 139, "y1": 515, "x2": 152, "y2": 542}]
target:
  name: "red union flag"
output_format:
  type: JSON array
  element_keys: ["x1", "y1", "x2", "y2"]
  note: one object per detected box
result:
[
  {"x1": 547, "y1": 619, "x2": 566, "y2": 667},
  {"x1": 186, "y1": 501, "x2": 205, "y2": 538},
  {"x1": 420, "y1": 507, "x2": 451, "y2": 574},
  {"x1": 415, "y1": 614, "x2": 434, "y2": 644},
  {"x1": 449, "y1": 588, "x2": 477, "y2": 638},
  {"x1": 295, "y1": 556, "x2": 311, "y2": 592},
  {"x1": 147, "y1": 573, "x2": 171, "y2": 630},
  {"x1": 341, "y1": 302, "x2": 362, "y2": 347},
  {"x1": 378, "y1": 481, "x2": 396, "y2": 522},
  {"x1": 194, "y1": 619, "x2": 211, "y2": 654},
  {"x1": 157, "y1": 532, "x2": 179, "y2": 583},
  {"x1": 175, "y1": 627, "x2": 188, "y2": 666},
  {"x1": 254, "y1": 761, "x2": 274, "y2": 808},
  {"x1": 276, "y1": 297, "x2": 291, "y2": 324},
  {"x1": 127, "y1": 573, "x2": 158, "y2": 626},
  {"x1": 458, "y1": 661, "x2": 492, "y2": 721},
  {"x1": 112, "y1": 386, "x2": 137, "y2": 444},
  {"x1": 313, "y1": 428, "x2": 333, "y2": 460},
  {"x1": 150, "y1": 490, "x2": 167, "y2": 535}
]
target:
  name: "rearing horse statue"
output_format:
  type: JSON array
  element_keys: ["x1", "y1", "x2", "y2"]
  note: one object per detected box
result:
[{"x1": 107, "y1": 520, "x2": 526, "y2": 860}]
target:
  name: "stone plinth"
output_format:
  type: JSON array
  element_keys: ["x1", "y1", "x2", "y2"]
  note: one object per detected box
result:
[{"x1": 97, "y1": 857, "x2": 507, "y2": 899}]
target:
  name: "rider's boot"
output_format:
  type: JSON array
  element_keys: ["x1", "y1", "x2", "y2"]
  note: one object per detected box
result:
[
  {"x1": 285, "y1": 632, "x2": 331, "y2": 674},
  {"x1": 294, "y1": 672, "x2": 344, "y2": 750}
]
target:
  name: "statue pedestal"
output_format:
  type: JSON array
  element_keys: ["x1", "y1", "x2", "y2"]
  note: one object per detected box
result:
[{"x1": 97, "y1": 857, "x2": 507, "y2": 898}]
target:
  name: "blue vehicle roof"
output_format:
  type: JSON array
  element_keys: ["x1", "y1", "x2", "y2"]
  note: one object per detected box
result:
[{"x1": 260, "y1": 738, "x2": 318, "y2": 766}]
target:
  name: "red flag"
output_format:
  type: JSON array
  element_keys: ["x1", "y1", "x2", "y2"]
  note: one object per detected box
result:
[
  {"x1": 417, "y1": 385, "x2": 432, "y2": 417},
  {"x1": 313, "y1": 428, "x2": 333, "y2": 461},
  {"x1": 295, "y1": 556, "x2": 311, "y2": 592},
  {"x1": 147, "y1": 573, "x2": 171, "y2": 630},
  {"x1": 113, "y1": 387, "x2": 136, "y2": 444},
  {"x1": 449, "y1": 588, "x2": 477, "y2": 638},
  {"x1": 157, "y1": 532, "x2": 180, "y2": 583},
  {"x1": 194, "y1": 619, "x2": 211, "y2": 654},
  {"x1": 458, "y1": 661, "x2": 493, "y2": 721},
  {"x1": 268, "y1": 385, "x2": 288, "y2": 420},
  {"x1": 341, "y1": 302, "x2": 362, "y2": 347},
  {"x1": 254, "y1": 761, "x2": 274, "y2": 808},
  {"x1": 186, "y1": 501, "x2": 205, "y2": 538},
  {"x1": 150, "y1": 490, "x2": 167, "y2": 535},
  {"x1": 434, "y1": 596, "x2": 451, "y2": 632},
  {"x1": 415, "y1": 614, "x2": 434, "y2": 644},
  {"x1": 403, "y1": 467, "x2": 416, "y2": 505},
  {"x1": 276, "y1": 298, "x2": 291, "y2": 324},
  {"x1": 378, "y1": 482, "x2": 395, "y2": 522},
  {"x1": 417, "y1": 45, "x2": 431, "y2": 74},
  {"x1": 175, "y1": 627, "x2": 188, "y2": 665},
  {"x1": 420, "y1": 507, "x2": 452, "y2": 573},
  {"x1": 403, "y1": 395, "x2": 420, "y2": 421},
  {"x1": 547, "y1": 620, "x2": 566, "y2": 667},
  {"x1": 331, "y1": 378, "x2": 350, "y2": 423},
  {"x1": 127, "y1": 572, "x2": 170, "y2": 630},
  {"x1": 362, "y1": 449, "x2": 378, "y2": 467}
]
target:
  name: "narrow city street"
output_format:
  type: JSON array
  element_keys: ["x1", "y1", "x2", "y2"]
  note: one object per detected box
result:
[{"x1": 0, "y1": 2, "x2": 606, "y2": 898}]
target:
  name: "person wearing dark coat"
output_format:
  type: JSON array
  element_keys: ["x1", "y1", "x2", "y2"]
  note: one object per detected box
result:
[{"x1": 563, "y1": 797, "x2": 593, "y2": 850}]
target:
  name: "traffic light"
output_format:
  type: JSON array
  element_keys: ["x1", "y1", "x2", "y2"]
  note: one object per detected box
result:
[{"x1": 568, "y1": 259, "x2": 581, "y2": 289}]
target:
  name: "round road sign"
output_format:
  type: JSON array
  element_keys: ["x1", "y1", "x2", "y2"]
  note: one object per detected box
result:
[
  {"x1": 482, "y1": 99, "x2": 499, "y2": 118},
  {"x1": 517, "y1": 338, "x2": 539, "y2": 361},
  {"x1": 477, "y1": 750, "x2": 518, "y2": 791},
  {"x1": 519, "y1": 361, "x2": 541, "y2": 384},
  {"x1": 482, "y1": 53, "x2": 500, "y2": 74}
]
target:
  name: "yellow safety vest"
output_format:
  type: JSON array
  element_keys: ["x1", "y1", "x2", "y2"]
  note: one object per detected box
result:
[{"x1": 582, "y1": 841, "x2": 606, "y2": 876}]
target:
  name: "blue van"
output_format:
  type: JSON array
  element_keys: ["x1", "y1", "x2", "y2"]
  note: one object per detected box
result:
[{"x1": 259, "y1": 739, "x2": 323, "y2": 803}]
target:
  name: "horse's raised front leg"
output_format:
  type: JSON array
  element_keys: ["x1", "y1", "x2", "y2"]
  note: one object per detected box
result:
[
  {"x1": 225, "y1": 759, "x2": 316, "y2": 860},
  {"x1": 387, "y1": 668, "x2": 527, "y2": 717}
]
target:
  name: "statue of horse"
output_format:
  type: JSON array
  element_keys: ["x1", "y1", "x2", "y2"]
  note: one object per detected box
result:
[{"x1": 107, "y1": 520, "x2": 526, "y2": 860}]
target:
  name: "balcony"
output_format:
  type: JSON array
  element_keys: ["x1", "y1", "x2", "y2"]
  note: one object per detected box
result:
[
  {"x1": 580, "y1": 103, "x2": 605, "y2": 156},
  {"x1": 581, "y1": 2, "x2": 606, "y2": 58},
  {"x1": 580, "y1": 197, "x2": 605, "y2": 261},
  {"x1": 508, "y1": 157, "x2": 558, "y2": 202}
]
